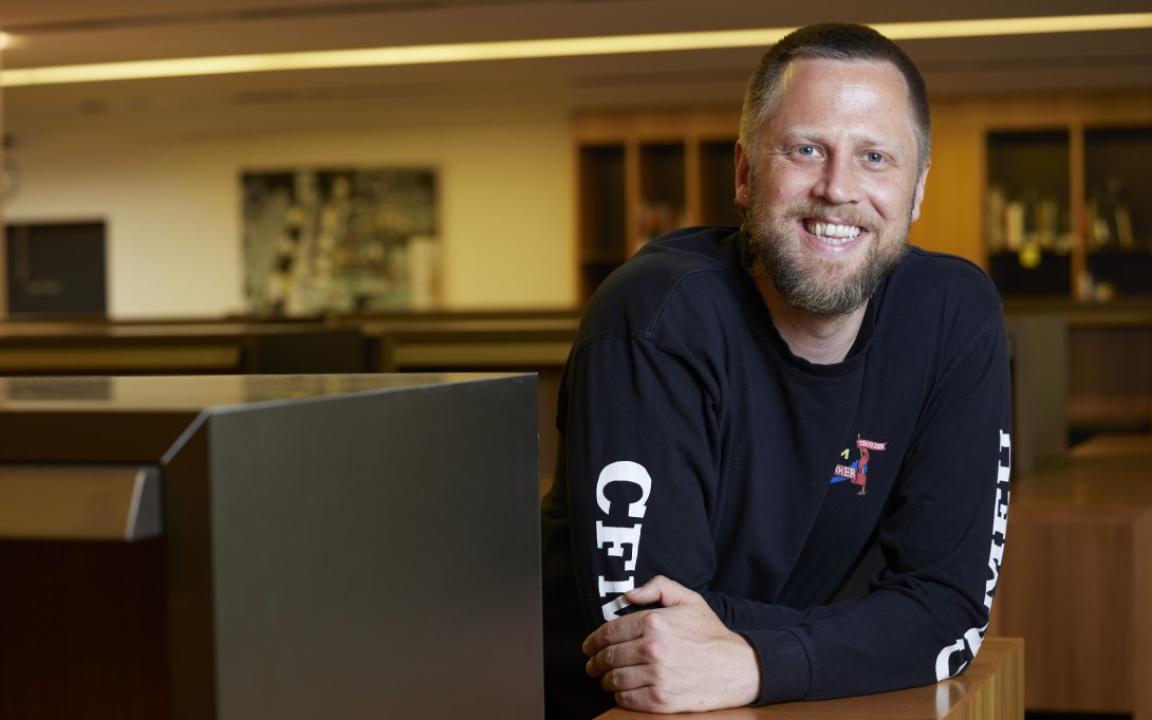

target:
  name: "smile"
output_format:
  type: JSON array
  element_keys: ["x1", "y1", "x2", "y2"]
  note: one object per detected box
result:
[{"x1": 803, "y1": 219, "x2": 863, "y2": 245}]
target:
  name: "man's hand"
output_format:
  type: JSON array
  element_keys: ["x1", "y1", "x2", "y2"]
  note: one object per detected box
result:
[{"x1": 582, "y1": 576, "x2": 761, "y2": 713}]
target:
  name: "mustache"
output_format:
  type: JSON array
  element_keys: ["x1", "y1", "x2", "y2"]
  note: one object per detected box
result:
[{"x1": 781, "y1": 200, "x2": 879, "y2": 234}]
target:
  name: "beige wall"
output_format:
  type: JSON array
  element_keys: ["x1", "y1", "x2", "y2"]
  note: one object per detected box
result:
[{"x1": 4, "y1": 96, "x2": 576, "y2": 318}]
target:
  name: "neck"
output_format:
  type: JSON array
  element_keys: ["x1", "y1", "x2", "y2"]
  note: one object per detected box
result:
[{"x1": 753, "y1": 274, "x2": 868, "y2": 365}]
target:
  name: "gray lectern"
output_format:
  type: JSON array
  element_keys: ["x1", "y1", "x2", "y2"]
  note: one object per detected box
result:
[{"x1": 0, "y1": 374, "x2": 542, "y2": 720}]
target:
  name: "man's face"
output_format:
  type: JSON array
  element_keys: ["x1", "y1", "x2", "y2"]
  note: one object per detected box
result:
[{"x1": 736, "y1": 57, "x2": 929, "y2": 316}]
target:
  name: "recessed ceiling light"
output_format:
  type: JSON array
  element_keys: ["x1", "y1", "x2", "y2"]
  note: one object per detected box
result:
[{"x1": 1, "y1": 13, "x2": 1149, "y2": 88}]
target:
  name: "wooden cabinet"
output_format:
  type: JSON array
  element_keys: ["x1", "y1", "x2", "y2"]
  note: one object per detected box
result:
[
  {"x1": 574, "y1": 109, "x2": 740, "y2": 300},
  {"x1": 575, "y1": 92, "x2": 1152, "y2": 303},
  {"x1": 921, "y1": 91, "x2": 1152, "y2": 301}
]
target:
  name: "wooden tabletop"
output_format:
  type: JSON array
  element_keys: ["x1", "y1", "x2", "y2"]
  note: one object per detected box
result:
[
  {"x1": 596, "y1": 637, "x2": 1023, "y2": 720},
  {"x1": 1013, "y1": 434, "x2": 1152, "y2": 506}
]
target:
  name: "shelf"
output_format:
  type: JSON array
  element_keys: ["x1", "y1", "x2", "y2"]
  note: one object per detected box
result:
[
  {"x1": 573, "y1": 109, "x2": 741, "y2": 301},
  {"x1": 578, "y1": 145, "x2": 627, "y2": 256},
  {"x1": 699, "y1": 140, "x2": 741, "y2": 227},
  {"x1": 578, "y1": 145, "x2": 628, "y2": 299},
  {"x1": 988, "y1": 250, "x2": 1072, "y2": 297},
  {"x1": 984, "y1": 117, "x2": 1152, "y2": 301},
  {"x1": 637, "y1": 142, "x2": 687, "y2": 248},
  {"x1": 1085, "y1": 248, "x2": 1152, "y2": 298},
  {"x1": 984, "y1": 131, "x2": 1072, "y2": 268},
  {"x1": 1085, "y1": 126, "x2": 1152, "y2": 250},
  {"x1": 1083, "y1": 127, "x2": 1152, "y2": 298}
]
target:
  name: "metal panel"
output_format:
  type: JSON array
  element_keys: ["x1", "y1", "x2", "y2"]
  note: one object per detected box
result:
[{"x1": 204, "y1": 375, "x2": 541, "y2": 719}]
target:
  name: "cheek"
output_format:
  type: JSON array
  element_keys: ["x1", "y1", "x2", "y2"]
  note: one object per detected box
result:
[
  {"x1": 868, "y1": 177, "x2": 918, "y2": 220},
  {"x1": 760, "y1": 165, "x2": 814, "y2": 204}
]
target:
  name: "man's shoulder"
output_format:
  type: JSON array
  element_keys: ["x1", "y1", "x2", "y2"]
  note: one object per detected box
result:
[
  {"x1": 577, "y1": 227, "x2": 743, "y2": 346},
  {"x1": 887, "y1": 246, "x2": 1003, "y2": 318},
  {"x1": 877, "y1": 246, "x2": 1005, "y2": 352}
]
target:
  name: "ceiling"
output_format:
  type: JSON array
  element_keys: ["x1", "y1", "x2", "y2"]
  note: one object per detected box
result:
[{"x1": 2, "y1": 0, "x2": 1152, "y2": 132}]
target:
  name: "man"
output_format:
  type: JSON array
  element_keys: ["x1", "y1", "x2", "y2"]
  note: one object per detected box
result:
[{"x1": 541, "y1": 23, "x2": 1011, "y2": 718}]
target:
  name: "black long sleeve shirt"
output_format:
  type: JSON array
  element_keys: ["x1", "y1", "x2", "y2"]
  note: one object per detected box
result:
[{"x1": 542, "y1": 228, "x2": 1012, "y2": 718}]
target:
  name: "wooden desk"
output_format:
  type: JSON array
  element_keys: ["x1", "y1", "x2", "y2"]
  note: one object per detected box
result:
[
  {"x1": 596, "y1": 637, "x2": 1023, "y2": 720},
  {"x1": 994, "y1": 437, "x2": 1152, "y2": 719},
  {"x1": 0, "y1": 320, "x2": 364, "y2": 374}
]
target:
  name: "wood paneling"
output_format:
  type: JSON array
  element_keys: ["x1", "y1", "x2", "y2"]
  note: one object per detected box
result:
[
  {"x1": 995, "y1": 443, "x2": 1152, "y2": 717},
  {"x1": 911, "y1": 104, "x2": 984, "y2": 264},
  {"x1": 998, "y1": 503, "x2": 1146, "y2": 711},
  {"x1": 0, "y1": 465, "x2": 152, "y2": 540},
  {"x1": 0, "y1": 539, "x2": 169, "y2": 720}
]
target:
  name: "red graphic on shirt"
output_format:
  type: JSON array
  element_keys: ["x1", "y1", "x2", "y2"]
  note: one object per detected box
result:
[
  {"x1": 852, "y1": 436, "x2": 887, "y2": 495},
  {"x1": 830, "y1": 436, "x2": 888, "y2": 495}
]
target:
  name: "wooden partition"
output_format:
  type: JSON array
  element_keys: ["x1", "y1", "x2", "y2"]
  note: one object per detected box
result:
[{"x1": 994, "y1": 434, "x2": 1152, "y2": 720}]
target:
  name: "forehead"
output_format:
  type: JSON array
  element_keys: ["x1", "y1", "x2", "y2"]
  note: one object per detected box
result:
[{"x1": 770, "y1": 57, "x2": 916, "y2": 140}]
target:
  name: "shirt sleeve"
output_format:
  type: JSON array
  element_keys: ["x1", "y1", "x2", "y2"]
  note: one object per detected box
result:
[
  {"x1": 561, "y1": 330, "x2": 736, "y2": 629},
  {"x1": 561, "y1": 313, "x2": 1012, "y2": 705}
]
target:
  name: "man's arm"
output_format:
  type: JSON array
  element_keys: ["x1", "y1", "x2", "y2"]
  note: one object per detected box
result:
[{"x1": 559, "y1": 328, "x2": 807, "y2": 713}]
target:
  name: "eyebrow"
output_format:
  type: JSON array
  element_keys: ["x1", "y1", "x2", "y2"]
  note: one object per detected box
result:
[{"x1": 778, "y1": 127, "x2": 904, "y2": 151}]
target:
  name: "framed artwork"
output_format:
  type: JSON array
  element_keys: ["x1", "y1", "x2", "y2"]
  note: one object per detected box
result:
[{"x1": 242, "y1": 167, "x2": 440, "y2": 316}]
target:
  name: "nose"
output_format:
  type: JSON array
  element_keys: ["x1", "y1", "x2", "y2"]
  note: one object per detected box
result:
[{"x1": 812, "y1": 153, "x2": 861, "y2": 205}]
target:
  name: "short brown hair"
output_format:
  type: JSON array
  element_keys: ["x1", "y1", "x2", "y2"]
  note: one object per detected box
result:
[{"x1": 739, "y1": 23, "x2": 931, "y2": 169}]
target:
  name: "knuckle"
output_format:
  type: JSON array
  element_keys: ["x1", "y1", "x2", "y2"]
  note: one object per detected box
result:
[
  {"x1": 639, "y1": 639, "x2": 660, "y2": 660},
  {"x1": 642, "y1": 612, "x2": 664, "y2": 632},
  {"x1": 588, "y1": 654, "x2": 603, "y2": 675},
  {"x1": 600, "y1": 670, "x2": 615, "y2": 692},
  {"x1": 650, "y1": 664, "x2": 668, "y2": 686},
  {"x1": 649, "y1": 687, "x2": 670, "y2": 708}
]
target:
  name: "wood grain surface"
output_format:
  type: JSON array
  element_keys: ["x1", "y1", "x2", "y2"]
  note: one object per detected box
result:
[{"x1": 995, "y1": 436, "x2": 1152, "y2": 718}]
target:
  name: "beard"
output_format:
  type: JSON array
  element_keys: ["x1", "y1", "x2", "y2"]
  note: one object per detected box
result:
[{"x1": 743, "y1": 187, "x2": 911, "y2": 317}]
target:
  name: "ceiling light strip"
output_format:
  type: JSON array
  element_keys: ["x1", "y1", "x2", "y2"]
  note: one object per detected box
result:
[{"x1": 1, "y1": 13, "x2": 1150, "y2": 88}]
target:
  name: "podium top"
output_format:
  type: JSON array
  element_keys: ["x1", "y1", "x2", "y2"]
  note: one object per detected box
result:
[
  {"x1": 0, "y1": 373, "x2": 524, "y2": 411},
  {"x1": 0, "y1": 373, "x2": 530, "y2": 463}
]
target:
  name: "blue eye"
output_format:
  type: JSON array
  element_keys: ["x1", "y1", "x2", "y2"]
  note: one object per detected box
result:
[{"x1": 865, "y1": 151, "x2": 885, "y2": 164}]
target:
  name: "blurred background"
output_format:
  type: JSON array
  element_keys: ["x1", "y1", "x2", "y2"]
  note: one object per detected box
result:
[{"x1": 0, "y1": 2, "x2": 1150, "y2": 718}]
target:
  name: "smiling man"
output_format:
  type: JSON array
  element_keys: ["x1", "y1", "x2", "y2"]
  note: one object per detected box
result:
[{"x1": 541, "y1": 23, "x2": 1012, "y2": 719}]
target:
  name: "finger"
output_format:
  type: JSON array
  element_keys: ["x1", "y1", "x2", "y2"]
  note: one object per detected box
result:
[
  {"x1": 600, "y1": 665, "x2": 650, "y2": 693},
  {"x1": 582, "y1": 611, "x2": 649, "y2": 656},
  {"x1": 585, "y1": 638, "x2": 651, "y2": 677},
  {"x1": 624, "y1": 574, "x2": 701, "y2": 608},
  {"x1": 615, "y1": 686, "x2": 674, "y2": 714}
]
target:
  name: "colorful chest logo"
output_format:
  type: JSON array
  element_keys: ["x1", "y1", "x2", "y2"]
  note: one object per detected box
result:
[{"x1": 829, "y1": 435, "x2": 888, "y2": 495}]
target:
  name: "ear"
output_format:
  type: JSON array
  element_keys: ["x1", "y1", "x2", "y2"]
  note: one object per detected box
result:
[
  {"x1": 735, "y1": 141, "x2": 752, "y2": 209},
  {"x1": 910, "y1": 160, "x2": 930, "y2": 223}
]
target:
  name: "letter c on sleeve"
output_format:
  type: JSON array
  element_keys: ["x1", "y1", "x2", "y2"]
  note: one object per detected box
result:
[{"x1": 595, "y1": 461, "x2": 652, "y2": 519}]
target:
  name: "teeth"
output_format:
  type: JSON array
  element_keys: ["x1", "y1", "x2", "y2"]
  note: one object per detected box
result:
[{"x1": 804, "y1": 220, "x2": 862, "y2": 243}]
